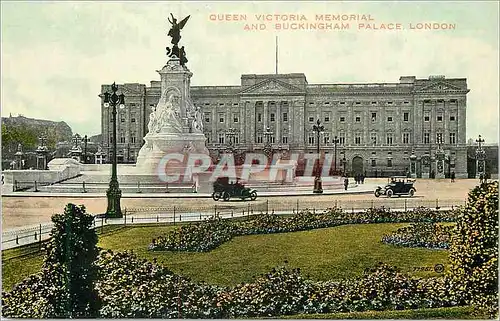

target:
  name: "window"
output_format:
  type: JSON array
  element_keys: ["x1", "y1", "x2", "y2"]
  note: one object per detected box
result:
[
  {"x1": 371, "y1": 112, "x2": 377, "y2": 121},
  {"x1": 450, "y1": 115, "x2": 456, "y2": 121},
  {"x1": 339, "y1": 116, "x2": 345, "y2": 122},
  {"x1": 131, "y1": 113, "x2": 136, "y2": 123},
  {"x1": 121, "y1": 117, "x2": 125, "y2": 123},
  {"x1": 308, "y1": 134, "x2": 315, "y2": 146},
  {"x1": 283, "y1": 112, "x2": 288, "y2": 122},
  {"x1": 218, "y1": 133, "x2": 225, "y2": 144},
  {"x1": 355, "y1": 133, "x2": 361, "y2": 145},
  {"x1": 436, "y1": 132, "x2": 443, "y2": 144},
  {"x1": 340, "y1": 101, "x2": 346, "y2": 105},
  {"x1": 257, "y1": 113, "x2": 262, "y2": 122},
  {"x1": 449, "y1": 132, "x2": 456, "y2": 144},
  {"x1": 323, "y1": 133, "x2": 330, "y2": 145},
  {"x1": 355, "y1": 102, "x2": 361, "y2": 105},
  {"x1": 204, "y1": 112, "x2": 211, "y2": 123},
  {"x1": 205, "y1": 132, "x2": 211, "y2": 143},
  {"x1": 324, "y1": 113, "x2": 331, "y2": 122},
  {"x1": 371, "y1": 159, "x2": 376, "y2": 167},
  {"x1": 355, "y1": 116, "x2": 361, "y2": 122},
  {"x1": 339, "y1": 132, "x2": 345, "y2": 145},
  {"x1": 371, "y1": 101, "x2": 377, "y2": 105},
  {"x1": 402, "y1": 132, "x2": 410, "y2": 144},
  {"x1": 120, "y1": 136, "x2": 126, "y2": 143},
  {"x1": 403, "y1": 112, "x2": 409, "y2": 121},
  {"x1": 130, "y1": 135, "x2": 136, "y2": 144},
  {"x1": 308, "y1": 116, "x2": 315, "y2": 122},
  {"x1": 386, "y1": 133, "x2": 393, "y2": 145},
  {"x1": 233, "y1": 114, "x2": 239, "y2": 123},
  {"x1": 387, "y1": 116, "x2": 393, "y2": 122},
  {"x1": 219, "y1": 113, "x2": 225, "y2": 123},
  {"x1": 270, "y1": 113, "x2": 275, "y2": 122},
  {"x1": 437, "y1": 115, "x2": 443, "y2": 121},
  {"x1": 234, "y1": 135, "x2": 239, "y2": 144},
  {"x1": 282, "y1": 136, "x2": 288, "y2": 144},
  {"x1": 387, "y1": 101, "x2": 393, "y2": 105},
  {"x1": 424, "y1": 132, "x2": 430, "y2": 144},
  {"x1": 424, "y1": 114, "x2": 430, "y2": 122},
  {"x1": 370, "y1": 132, "x2": 377, "y2": 145},
  {"x1": 387, "y1": 159, "x2": 393, "y2": 167},
  {"x1": 270, "y1": 136, "x2": 275, "y2": 144},
  {"x1": 109, "y1": 136, "x2": 113, "y2": 144},
  {"x1": 256, "y1": 134, "x2": 263, "y2": 144}
]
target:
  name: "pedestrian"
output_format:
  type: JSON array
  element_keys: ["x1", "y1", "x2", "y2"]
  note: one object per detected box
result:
[
  {"x1": 450, "y1": 171, "x2": 455, "y2": 183},
  {"x1": 361, "y1": 174, "x2": 365, "y2": 184},
  {"x1": 344, "y1": 177, "x2": 349, "y2": 190}
]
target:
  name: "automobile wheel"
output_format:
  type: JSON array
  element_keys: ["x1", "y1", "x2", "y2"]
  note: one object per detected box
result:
[
  {"x1": 250, "y1": 191, "x2": 257, "y2": 201},
  {"x1": 374, "y1": 190, "x2": 380, "y2": 198},
  {"x1": 223, "y1": 192, "x2": 231, "y2": 201},
  {"x1": 386, "y1": 189, "x2": 393, "y2": 198},
  {"x1": 212, "y1": 192, "x2": 221, "y2": 201},
  {"x1": 409, "y1": 189, "x2": 415, "y2": 197}
]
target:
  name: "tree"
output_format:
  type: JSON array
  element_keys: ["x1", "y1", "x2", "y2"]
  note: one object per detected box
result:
[
  {"x1": 44, "y1": 204, "x2": 101, "y2": 317},
  {"x1": 449, "y1": 181, "x2": 498, "y2": 317}
]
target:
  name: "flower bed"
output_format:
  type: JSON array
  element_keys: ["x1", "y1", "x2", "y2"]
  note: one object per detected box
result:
[
  {"x1": 382, "y1": 223, "x2": 453, "y2": 249},
  {"x1": 150, "y1": 207, "x2": 457, "y2": 252},
  {"x1": 2, "y1": 250, "x2": 466, "y2": 318}
]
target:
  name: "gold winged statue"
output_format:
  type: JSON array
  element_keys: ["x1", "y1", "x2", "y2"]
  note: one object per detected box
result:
[{"x1": 167, "y1": 13, "x2": 190, "y2": 45}]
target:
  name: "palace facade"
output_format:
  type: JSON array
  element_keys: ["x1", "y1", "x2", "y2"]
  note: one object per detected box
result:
[{"x1": 101, "y1": 73, "x2": 469, "y2": 177}]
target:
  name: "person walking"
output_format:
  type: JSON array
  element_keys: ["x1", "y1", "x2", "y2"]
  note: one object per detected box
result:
[
  {"x1": 450, "y1": 171, "x2": 455, "y2": 183},
  {"x1": 344, "y1": 176, "x2": 349, "y2": 190}
]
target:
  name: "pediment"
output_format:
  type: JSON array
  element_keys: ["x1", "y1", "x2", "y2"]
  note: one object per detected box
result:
[
  {"x1": 416, "y1": 81, "x2": 466, "y2": 93},
  {"x1": 240, "y1": 79, "x2": 304, "y2": 94}
]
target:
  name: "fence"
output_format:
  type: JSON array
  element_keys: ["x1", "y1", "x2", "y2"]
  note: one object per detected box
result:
[{"x1": 2, "y1": 198, "x2": 465, "y2": 251}]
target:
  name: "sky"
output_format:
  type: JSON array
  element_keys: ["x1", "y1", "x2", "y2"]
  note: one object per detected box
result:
[{"x1": 1, "y1": 1, "x2": 499, "y2": 143}]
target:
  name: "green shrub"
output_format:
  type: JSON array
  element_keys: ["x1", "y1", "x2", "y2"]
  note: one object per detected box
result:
[{"x1": 449, "y1": 181, "x2": 498, "y2": 318}]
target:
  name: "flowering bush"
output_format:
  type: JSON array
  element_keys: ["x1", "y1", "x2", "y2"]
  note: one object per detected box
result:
[
  {"x1": 150, "y1": 207, "x2": 458, "y2": 252},
  {"x1": 382, "y1": 222, "x2": 453, "y2": 249},
  {"x1": 449, "y1": 181, "x2": 498, "y2": 318}
]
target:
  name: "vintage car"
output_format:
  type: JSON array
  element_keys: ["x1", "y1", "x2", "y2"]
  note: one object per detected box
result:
[
  {"x1": 212, "y1": 177, "x2": 257, "y2": 201},
  {"x1": 374, "y1": 176, "x2": 416, "y2": 198}
]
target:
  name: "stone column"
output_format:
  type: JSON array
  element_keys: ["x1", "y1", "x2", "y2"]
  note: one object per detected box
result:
[
  {"x1": 263, "y1": 100, "x2": 269, "y2": 130},
  {"x1": 276, "y1": 101, "x2": 281, "y2": 144},
  {"x1": 240, "y1": 100, "x2": 245, "y2": 144}
]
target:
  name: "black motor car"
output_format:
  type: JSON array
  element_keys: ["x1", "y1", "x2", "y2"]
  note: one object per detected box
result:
[
  {"x1": 374, "y1": 176, "x2": 416, "y2": 198},
  {"x1": 212, "y1": 177, "x2": 257, "y2": 201}
]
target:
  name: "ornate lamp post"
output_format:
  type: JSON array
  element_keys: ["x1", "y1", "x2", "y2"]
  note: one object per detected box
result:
[
  {"x1": 103, "y1": 82, "x2": 125, "y2": 218},
  {"x1": 263, "y1": 126, "x2": 274, "y2": 160},
  {"x1": 475, "y1": 134, "x2": 486, "y2": 179},
  {"x1": 312, "y1": 119, "x2": 324, "y2": 193},
  {"x1": 83, "y1": 135, "x2": 89, "y2": 164},
  {"x1": 435, "y1": 135, "x2": 445, "y2": 179},
  {"x1": 333, "y1": 135, "x2": 339, "y2": 175}
]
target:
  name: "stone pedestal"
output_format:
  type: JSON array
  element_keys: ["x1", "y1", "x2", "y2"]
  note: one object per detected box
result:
[
  {"x1": 475, "y1": 149, "x2": 486, "y2": 179},
  {"x1": 135, "y1": 57, "x2": 209, "y2": 178}
]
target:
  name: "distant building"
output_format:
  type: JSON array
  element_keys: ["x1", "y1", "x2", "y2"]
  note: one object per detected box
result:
[{"x1": 101, "y1": 73, "x2": 469, "y2": 177}]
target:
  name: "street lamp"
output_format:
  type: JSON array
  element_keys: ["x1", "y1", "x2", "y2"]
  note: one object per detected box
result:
[
  {"x1": 312, "y1": 119, "x2": 324, "y2": 194},
  {"x1": 475, "y1": 134, "x2": 486, "y2": 179},
  {"x1": 83, "y1": 135, "x2": 89, "y2": 164},
  {"x1": 103, "y1": 82, "x2": 125, "y2": 218},
  {"x1": 333, "y1": 135, "x2": 339, "y2": 175},
  {"x1": 263, "y1": 126, "x2": 274, "y2": 160}
]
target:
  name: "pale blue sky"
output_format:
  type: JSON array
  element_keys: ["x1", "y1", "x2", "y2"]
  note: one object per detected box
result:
[{"x1": 1, "y1": 1, "x2": 498, "y2": 143}]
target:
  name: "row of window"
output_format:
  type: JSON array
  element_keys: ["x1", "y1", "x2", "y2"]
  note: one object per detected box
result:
[
  {"x1": 109, "y1": 135, "x2": 137, "y2": 144},
  {"x1": 204, "y1": 132, "x2": 457, "y2": 146}
]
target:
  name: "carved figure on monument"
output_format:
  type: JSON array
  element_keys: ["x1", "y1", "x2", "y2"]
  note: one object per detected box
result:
[
  {"x1": 147, "y1": 107, "x2": 159, "y2": 134},
  {"x1": 166, "y1": 14, "x2": 190, "y2": 65},
  {"x1": 156, "y1": 92, "x2": 183, "y2": 133}
]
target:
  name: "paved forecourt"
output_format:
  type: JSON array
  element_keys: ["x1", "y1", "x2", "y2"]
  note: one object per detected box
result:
[{"x1": 1, "y1": 178, "x2": 482, "y2": 231}]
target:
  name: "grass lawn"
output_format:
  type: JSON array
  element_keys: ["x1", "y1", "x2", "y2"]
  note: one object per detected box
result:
[
  {"x1": 283, "y1": 306, "x2": 480, "y2": 319},
  {"x1": 3, "y1": 222, "x2": 450, "y2": 291}
]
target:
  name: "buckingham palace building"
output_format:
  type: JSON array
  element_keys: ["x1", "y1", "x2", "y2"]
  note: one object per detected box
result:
[{"x1": 101, "y1": 73, "x2": 469, "y2": 178}]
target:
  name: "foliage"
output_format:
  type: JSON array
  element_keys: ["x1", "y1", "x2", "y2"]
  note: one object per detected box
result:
[
  {"x1": 150, "y1": 207, "x2": 458, "y2": 252},
  {"x1": 449, "y1": 181, "x2": 499, "y2": 318},
  {"x1": 2, "y1": 204, "x2": 100, "y2": 318},
  {"x1": 382, "y1": 222, "x2": 453, "y2": 249}
]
